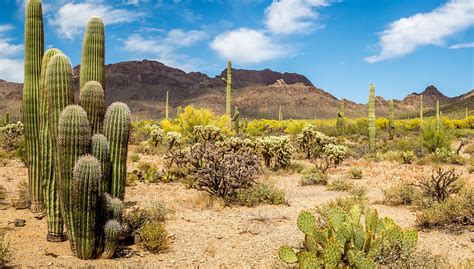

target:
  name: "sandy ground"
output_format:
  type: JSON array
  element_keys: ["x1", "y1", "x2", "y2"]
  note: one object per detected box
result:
[{"x1": 1, "y1": 156, "x2": 473, "y2": 268}]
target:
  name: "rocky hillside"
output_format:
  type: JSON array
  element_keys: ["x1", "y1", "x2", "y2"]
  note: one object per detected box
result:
[{"x1": 0, "y1": 60, "x2": 472, "y2": 120}]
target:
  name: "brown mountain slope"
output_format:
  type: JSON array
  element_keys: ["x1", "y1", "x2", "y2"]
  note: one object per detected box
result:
[{"x1": 0, "y1": 60, "x2": 471, "y2": 120}]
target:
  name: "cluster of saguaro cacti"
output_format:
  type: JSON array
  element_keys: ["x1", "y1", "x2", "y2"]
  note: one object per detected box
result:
[
  {"x1": 232, "y1": 106, "x2": 240, "y2": 134},
  {"x1": 21, "y1": 1, "x2": 131, "y2": 259},
  {"x1": 23, "y1": 0, "x2": 44, "y2": 213},
  {"x1": 222, "y1": 60, "x2": 232, "y2": 117},
  {"x1": 336, "y1": 98, "x2": 345, "y2": 134},
  {"x1": 368, "y1": 83, "x2": 376, "y2": 152},
  {"x1": 389, "y1": 99, "x2": 395, "y2": 140},
  {"x1": 419, "y1": 94, "x2": 423, "y2": 122}
]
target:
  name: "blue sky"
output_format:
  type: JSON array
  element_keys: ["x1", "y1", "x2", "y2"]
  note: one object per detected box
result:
[{"x1": 0, "y1": 0, "x2": 473, "y2": 102}]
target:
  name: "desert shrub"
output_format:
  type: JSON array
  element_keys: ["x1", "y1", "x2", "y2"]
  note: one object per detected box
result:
[
  {"x1": 148, "y1": 124, "x2": 163, "y2": 147},
  {"x1": 122, "y1": 201, "x2": 169, "y2": 242},
  {"x1": 279, "y1": 206, "x2": 418, "y2": 268},
  {"x1": 401, "y1": 151, "x2": 415, "y2": 164},
  {"x1": 134, "y1": 141, "x2": 163, "y2": 155},
  {"x1": 130, "y1": 120, "x2": 159, "y2": 144},
  {"x1": 412, "y1": 168, "x2": 463, "y2": 202},
  {"x1": 257, "y1": 136, "x2": 294, "y2": 170},
  {"x1": 300, "y1": 167, "x2": 328, "y2": 185},
  {"x1": 130, "y1": 162, "x2": 164, "y2": 184},
  {"x1": 421, "y1": 122, "x2": 452, "y2": 153},
  {"x1": 235, "y1": 182, "x2": 286, "y2": 207},
  {"x1": 193, "y1": 125, "x2": 224, "y2": 142},
  {"x1": 327, "y1": 179, "x2": 354, "y2": 192},
  {"x1": 416, "y1": 188, "x2": 473, "y2": 229},
  {"x1": 130, "y1": 154, "x2": 140, "y2": 162},
  {"x1": 432, "y1": 147, "x2": 465, "y2": 164},
  {"x1": 164, "y1": 131, "x2": 182, "y2": 150},
  {"x1": 0, "y1": 230, "x2": 13, "y2": 267},
  {"x1": 0, "y1": 121, "x2": 24, "y2": 151},
  {"x1": 349, "y1": 167, "x2": 363, "y2": 179},
  {"x1": 382, "y1": 183, "x2": 420, "y2": 206},
  {"x1": 135, "y1": 221, "x2": 168, "y2": 253},
  {"x1": 349, "y1": 185, "x2": 367, "y2": 198},
  {"x1": 160, "y1": 106, "x2": 231, "y2": 141}
]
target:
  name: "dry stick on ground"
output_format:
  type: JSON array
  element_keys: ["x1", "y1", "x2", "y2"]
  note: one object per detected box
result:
[{"x1": 411, "y1": 168, "x2": 462, "y2": 202}]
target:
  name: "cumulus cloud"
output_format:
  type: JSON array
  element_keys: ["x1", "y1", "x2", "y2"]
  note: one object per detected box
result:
[
  {"x1": 264, "y1": 0, "x2": 332, "y2": 35},
  {"x1": 448, "y1": 42, "x2": 474, "y2": 49},
  {"x1": 50, "y1": 2, "x2": 142, "y2": 39},
  {"x1": 365, "y1": 0, "x2": 474, "y2": 63},
  {"x1": 123, "y1": 29, "x2": 207, "y2": 72},
  {"x1": 211, "y1": 28, "x2": 290, "y2": 64},
  {"x1": 0, "y1": 25, "x2": 23, "y2": 82}
]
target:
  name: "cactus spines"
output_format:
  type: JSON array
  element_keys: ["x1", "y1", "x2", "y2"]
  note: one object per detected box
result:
[
  {"x1": 80, "y1": 81, "x2": 106, "y2": 135},
  {"x1": 107, "y1": 197, "x2": 124, "y2": 221},
  {"x1": 43, "y1": 53, "x2": 73, "y2": 242},
  {"x1": 58, "y1": 105, "x2": 91, "y2": 251},
  {"x1": 104, "y1": 102, "x2": 131, "y2": 199},
  {"x1": 101, "y1": 220, "x2": 120, "y2": 259},
  {"x1": 91, "y1": 134, "x2": 110, "y2": 193},
  {"x1": 436, "y1": 100, "x2": 440, "y2": 132},
  {"x1": 389, "y1": 99, "x2": 395, "y2": 140},
  {"x1": 223, "y1": 60, "x2": 232, "y2": 117},
  {"x1": 336, "y1": 98, "x2": 345, "y2": 134},
  {"x1": 368, "y1": 83, "x2": 376, "y2": 152},
  {"x1": 23, "y1": 0, "x2": 44, "y2": 213},
  {"x1": 278, "y1": 245, "x2": 298, "y2": 264},
  {"x1": 72, "y1": 155, "x2": 101, "y2": 259},
  {"x1": 232, "y1": 106, "x2": 240, "y2": 134},
  {"x1": 419, "y1": 94, "x2": 423, "y2": 122},
  {"x1": 165, "y1": 91, "x2": 169, "y2": 119},
  {"x1": 80, "y1": 17, "x2": 105, "y2": 91}
]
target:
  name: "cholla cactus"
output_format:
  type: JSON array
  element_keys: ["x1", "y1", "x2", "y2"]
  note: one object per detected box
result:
[
  {"x1": 149, "y1": 125, "x2": 163, "y2": 147},
  {"x1": 257, "y1": 136, "x2": 294, "y2": 170},
  {"x1": 279, "y1": 206, "x2": 418, "y2": 268},
  {"x1": 216, "y1": 137, "x2": 256, "y2": 153},
  {"x1": 193, "y1": 125, "x2": 224, "y2": 142},
  {"x1": 0, "y1": 121, "x2": 24, "y2": 151},
  {"x1": 165, "y1": 131, "x2": 182, "y2": 150}
]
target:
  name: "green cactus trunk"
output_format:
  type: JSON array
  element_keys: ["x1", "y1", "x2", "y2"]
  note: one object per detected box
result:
[
  {"x1": 389, "y1": 99, "x2": 395, "y2": 140},
  {"x1": 436, "y1": 100, "x2": 440, "y2": 132},
  {"x1": 72, "y1": 155, "x2": 101, "y2": 260},
  {"x1": 466, "y1": 108, "x2": 468, "y2": 119},
  {"x1": 225, "y1": 61, "x2": 232, "y2": 117},
  {"x1": 23, "y1": 0, "x2": 44, "y2": 213},
  {"x1": 279, "y1": 106, "x2": 283, "y2": 121},
  {"x1": 104, "y1": 102, "x2": 131, "y2": 200},
  {"x1": 79, "y1": 17, "x2": 105, "y2": 92},
  {"x1": 101, "y1": 219, "x2": 120, "y2": 259},
  {"x1": 232, "y1": 106, "x2": 240, "y2": 134},
  {"x1": 419, "y1": 94, "x2": 423, "y2": 122},
  {"x1": 79, "y1": 81, "x2": 105, "y2": 135},
  {"x1": 336, "y1": 98, "x2": 345, "y2": 134},
  {"x1": 165, "y1": 91, "x2": 169, "y2": 119},
  {"x1": 368, "y1": 84, "x2": 376, "y2": 152},
  {"x1": 58, "y1": 105, "x2": 91, "y2": 252},
  {"x1": 43, "y1": 52, "x2": 73, "y2": 242},
  {"x1": 4, "y1": 113, "x2": 10, "y2": 125}
]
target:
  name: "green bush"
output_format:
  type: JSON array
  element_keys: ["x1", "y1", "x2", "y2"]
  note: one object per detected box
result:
[
  {"x1": 421, "y1": 122, "x2": 452, "y2": 153},
  {"x1": 136, "y1": 221, "x2": 168, "y2": 253},
  {"x1": 235, "y1": 182, "x2": 286, "y2": 207},
  {"x1": 300, "y1": 167, "x2": 328, "y2": 185},
  {"x1": 382, "y1": 183, "x2": 420, "y2": 206}
]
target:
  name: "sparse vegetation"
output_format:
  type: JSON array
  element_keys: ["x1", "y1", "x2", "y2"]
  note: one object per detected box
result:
[
  {"x1": 349, "y1": 167, "x2": 363, "y2": 179},
  {"x1": 136, "y1": 221, "x2": 169, "y2": 253},
  {"x1": 327, "y1": 178, "x2": 354, "y2": 192},
  {"x1": 235, "y1": 182, "x2": 286, "y2": 207},
  {"x1": 0, "y1": 230, "x2": 13, "y2": 267},
  {"x1": 300, "y1": 167, "x2": 328, "y2": 185}
]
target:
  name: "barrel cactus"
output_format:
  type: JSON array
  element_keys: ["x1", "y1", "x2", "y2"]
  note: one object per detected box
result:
[
  {"x1": 80, "y1": 17, "x2": 105, "y2": 91},
  {"x1": 104, "y1": 102, "x2": 131, "y2": 199},
  {"x1": 72, "y1": 155, "x2": 101, "y2": 259},
  {"x1": 43, "y1": 53, "x2": 73, "y2": 242},
  {"x1": 368, "y1": 83, "x2": 376, "y2": 152},
  {"x1": 58, "y1": 105, "x2": 91, "y2": 250},
  {"x1": 101, "y1": 219, "x2": 120, "y2": 259},
  {"x1": 80, "y1": 81, "x2": 106, "y2": 135},
  {"x1": 23, "y1": 0, "x2": 44, "y2": 213}
]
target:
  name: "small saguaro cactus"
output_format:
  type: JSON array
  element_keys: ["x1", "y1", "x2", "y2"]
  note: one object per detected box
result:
[
  {"x1": 278, "y1": 106, "x2": 283, "y2": 121},
  {"x1": 104, "y1": 102, "x2": 131, "y2": 200},
  {"x1": 222, "y1": 60, "x2": 232, "y2": 117},
  {"x1": 419, "y1": 94, "x2": 423, "y2": 122},
  {"x1": 336, "y1": 98, "x2": 345, "y2": 134},
  {"x1": 4, "y1": 112, "x2": 10, "y2": 125},
  {"x1": 80, "y1": 16, "x2": 105, "y2": 91},
  {"x1": 43, "y1": 52, "x2": 73, "y2": 242},
  {"x1": 389, "y1": 99, "x2": 395, "y2": 140},
  {"x1": 23, "y1": 0, "x2": 45, "y2": 213},
  {"x1": 436, "y1": 100, "x2": 440, "y2": 132},
  {"x1": 165, "y1": 91, "x2": 169, "y2": 119},
  {"x1": 72, "y1": 155, "x2": 101, "y2": 260},
  {"x1": 232, "y1": 106, "x2": 240, "y2": 134},
  {"x1": 91, "y1": 134, "x2": 110, "y2": 193},
  {"x1": 58, "y1": 105, "x2": 91, "y2": 251},
  {"x1": 101, "y1": 220, "x2": 120, "y2": 259},
  {"x1": 177, "y1": 106, "x2": 183, "y2": 118},
  {"x1": 466, "y1": 107, "x2": 469, "y2": 119},
  {"x1": 368, "y1": 83, "x2": 376, "y2": 152},
  {"x1": 80, "y1": 81, "x2": 106, "y2": 135}
]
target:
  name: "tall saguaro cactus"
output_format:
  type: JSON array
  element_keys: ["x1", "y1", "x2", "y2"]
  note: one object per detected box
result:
[
  {"x1": 79, "y1": 81, "x2": 105, "y2": 135},
  {"x1": 80, "y1": 17, "x2": 105, "y2": 91},
  {"x1": 43, "y1": 53, "x2": 74, "y2": 242},
  {"x1": 389, "y1": 99, "x2": 395, "y2": 140},
  {"x1": 223, "y1": 60, "x2": 232, "y2": 116},
  {"x1": 104, "y1": 102, "x2": 131, "y2": 199},
  {"x1": 436, "y1": 100, "x2": 440, "y2": 132},
  {"x1": 72, "y1": 155, "x2": 101, "y2": 260},
  {"x1": 23, "y1": 0, "x2": 44, "y2": 213},
  {"x1": 58, "y1": 105, "x2": 91, "y2": 251},
  {"x1": 419, "y1": 94, "x2": 423, "y2": 122},
  {"x1": 368, "y1": 83, "x2": 376, "y2": 152}
]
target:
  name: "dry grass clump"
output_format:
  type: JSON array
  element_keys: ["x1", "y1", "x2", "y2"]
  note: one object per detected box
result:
[
  {"x1": 0, "y1": 229, "x2": 13, "y2": 267},
  {"x1": 382, "y1": 183, "x2": 420, "y2": 206},
  {"x1": 300, "y1": 167, "x2": 327, "y2": 185},
  {"x1": 349, "y1": 167, "x2": 362, "y2": 179},
  {"x1": 11, "y1": 180, "x2": 29, "y2": 209},
  {"x1": 327, "y1": 179, "x2": 354, "y2": 192},
  {"x1": 235, "y1": 182, "x2": 286, "y2": 207}
]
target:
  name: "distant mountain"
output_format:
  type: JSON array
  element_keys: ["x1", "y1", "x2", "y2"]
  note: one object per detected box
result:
[{"x1": 0, "y1": 60, "x2": 472, "y2": 120}]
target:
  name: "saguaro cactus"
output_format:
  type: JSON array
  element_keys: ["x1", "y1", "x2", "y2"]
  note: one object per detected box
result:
[
  {"x1": 101, "y1": 220, "x2": 120, "y2": 259},
  {"x1": 43, "y1": 53, "x2": 73, "y2": 242},
  {"x1": 23, "y1": 0, "x2": 44, "y2": 213},
  {"x1": 91, "y1": 134, "x2": 110, "y2": 193},
  {"x1": 232, "y1": 106, "x2": 240, "y2": 134},
  {"x1": 419, "y1": 94, "x2": 423, "y2": 122},
  {"x1": 436, "y1": 100, "x2": 440, "y2": 132},
  {"x1": 72, "y1": 155, "x2": 101, "y2": 260},
  {"x1": 104, "y1": 102, "x2": 131, "y2": 199},
  {"x1": 336, "y1": 98, "x2": 345, "y2": 134},
  {"x1": 80, "y1": 17, "x2": 105, "y2": 91},
  {"x1": 79, "y1": 81, "x2": 105, "y2": 135},
  {"x1": 279, "y1": 106, "x2": 283, "y2": 121},
  {"x1": 389, "y1": 99, "x2": 395, "y2": 140},
  {"x1": 58, "y1": 105, "x2": 91, "y2": 251},
  {"x1": 368, "y1": 83, "x2": 376, "y2": 152},
  {"x1": 222, "y1": 60, "x2": 232, "y2": 116},
  {"x1": 165, "y1": 91, "x2": 169, "y2": 119}
]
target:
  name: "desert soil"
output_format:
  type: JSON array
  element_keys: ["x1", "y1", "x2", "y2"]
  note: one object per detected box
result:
[{"x1": 1, "y1": 155, "x2": 473, "y2": 268}]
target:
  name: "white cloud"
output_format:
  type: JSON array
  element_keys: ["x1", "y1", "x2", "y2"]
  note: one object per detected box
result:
[
  {"x1": 449, "y1": 42, "x2": 474, "y2": 49},
  {"x1": 0, "y1": 24, "x2": 23, "y2": 83},
  {"x1": 264, "y1": 0, "x2": 332, "y2": 35},
  {"x1": 123, "y1": 29, "x2": 207, "y2": 72},
  {"x1": 210, "y1": 28, "x2": 290, "y2": 64},
  {"x1": 365, "y1": 0, "x2": 474, "y2": 63},
  {"x1": 50, "y1": 3, "x2": 142, "y2": 39}
]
